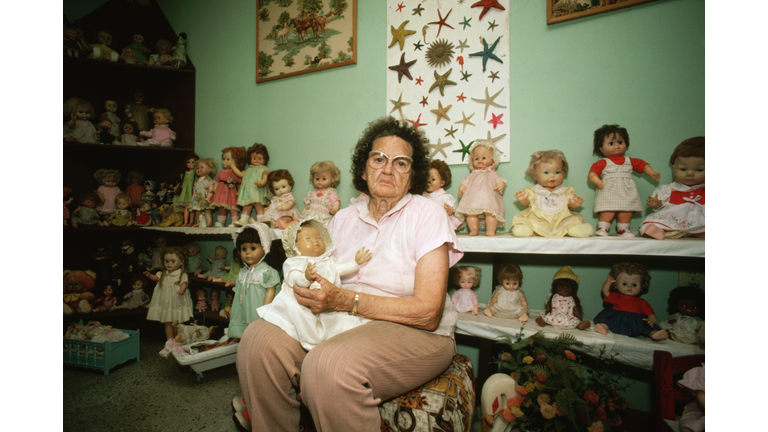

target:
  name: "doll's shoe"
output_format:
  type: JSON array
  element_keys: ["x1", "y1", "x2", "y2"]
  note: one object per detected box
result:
[
  {"x1": 232, "y1": 396, "x2": 247, "y2": 413},
  {"x1": 233, "y1": 410, "x2": 252, "y2": 432},
  {"x1": 616, "y1": 229, "x2": 635, "y2": 238},
  {"x1": 214, "y1": 221, "x2": 225, "y2": 228},
  {"x1": 232, "y1": 218, "x2": 248, "y2": 227},
  {"x1": 595, "y1": 227, "x2": 610, "y2": 237}
]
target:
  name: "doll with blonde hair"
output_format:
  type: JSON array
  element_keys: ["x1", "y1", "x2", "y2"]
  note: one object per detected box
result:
[
  {"x1": 144, "y1": 246, "x2": 194, "y2": 351},
  {"x1": 63, "y1": 98, "x2": 98, "y2": 143},
  {"x1": 210, "y1": 146, "x2": 246, "y2": 227},
  {"x1": 301, "y1": 161, "x2": 341, "y2": 225},
  {"x1": 189, "y1": 158, "x2": 217, "y2": 227},
  {"x1": 424, "y1": 159, "x2": 463, "y2": 230},
  {"x1": 231, "y1": 143, "x2": 272, "y2": 226},
  {"x1": 139, "y1": 108, "x2": 176, "y2": 147},
  {"x1": 102, "y1": 193, "x2": 134, "y2": 226},
  {"x1": 483, "y1": 263, "x2": 528, "y2": 321},
  {"x1": 94, "y1": 169, "x2": 122, "y2": 216},
  {"x1": 510, "y1": 150, "x2": 593, "y2": 237},
  {"x1": 455, "y1": 142, "x2": 507, "y2": 236},
  {"x1": 262, "y1": 169, "x2": 301, "y2": 229},
  {"x1": 451, "y1": 266, "x2": 481, "y2": 315}
]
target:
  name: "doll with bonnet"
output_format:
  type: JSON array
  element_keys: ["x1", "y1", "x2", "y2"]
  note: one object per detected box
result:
[
  {"x1": 454, "y1": 141, "x2": 507, "y2": 236},
  {"x1": 257, "y1": 218, "x2": 372, "y2": 350}
]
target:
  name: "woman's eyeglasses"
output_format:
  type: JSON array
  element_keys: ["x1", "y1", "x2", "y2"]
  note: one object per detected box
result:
[{"x1": 368, "y1": 151, "x2": 413, "y2": 173}]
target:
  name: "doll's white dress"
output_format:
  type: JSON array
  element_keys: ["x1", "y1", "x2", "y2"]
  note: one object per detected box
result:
[
  {"x1": 659, "y1": 313, "x2": 704, "y2": 344},
  {"x1": 122, "y1": 288, "x2": 149, "y2": 309},
  {"x1": 539, "y1": 293, "x2": 580, "y2": 329},
  {"x1": 487, "y1": 285, "x2": 526, "y2": 319},
  {"x1": 424, "y1": 188, "x2": 464, "y2": 230},
  {"x1": 510, "y1": 185, "x2": 591, "y2": 237},
  {"x1": 593, "y1": 156, "x2": 643, "y2": 213},
  {"x1": 455, "y1": 167, "x2": 507, "y2": 223},
  {"x1": 114, "y1": 133, "x2": 138, "y2": 146},
  {"x1": 63, "y1": 120, "x2": 98, "y2": 143},
  {"x1": 146, "y1": 269, "x2": 193, "y2": 323},
  {"x1": 639, "y1": 182, "x2": 704, "y2": 237},
  {"x1": 451, "y1": 289, "x2": 478, "y2": 313},
  {"x1": 303, "y1": 188, "x2": 340, "y2": 225}
]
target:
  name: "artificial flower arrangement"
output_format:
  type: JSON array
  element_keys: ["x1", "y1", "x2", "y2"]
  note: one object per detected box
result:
[{"x1": 485, "y1": 328, "x2": 630, "y2": 432}]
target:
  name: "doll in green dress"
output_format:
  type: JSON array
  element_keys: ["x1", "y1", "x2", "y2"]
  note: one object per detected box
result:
[
  {"x1": 230, "y1": 143, "x2": 272, "y2": 227},
  {"x1": 178, "y1": 153, "x2": 199, "y2": 226}
]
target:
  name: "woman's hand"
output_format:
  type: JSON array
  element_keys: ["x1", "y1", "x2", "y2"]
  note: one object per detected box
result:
[{"x1": 293, "y1": 274, "x2": 351, "y2": 315}]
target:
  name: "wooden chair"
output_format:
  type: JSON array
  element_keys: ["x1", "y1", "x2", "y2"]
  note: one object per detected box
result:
[{"x1": 653, "y1": 350, "x2": 705, "y2": 432}]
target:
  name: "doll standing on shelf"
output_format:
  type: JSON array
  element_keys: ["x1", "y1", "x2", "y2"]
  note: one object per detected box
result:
[
  {"x1": 124, "y1": 170, "x2": 144, "y2": 205},
  {"x1": 114, "y1": 119, "x2": 139, "y2": 146},
  {"x1": 210, "y1": 147, "x2": 246, "y2": 227},
  {"x1": 171, "y1": 32, "x2": 187, "y2": 69},
  {"x1": 301, "y1": 161, "x2": 341, "y2": 225},
  {"x1": 149, "y1": 236, "x2": 167, "y2": 272},
  {"x1": 125, "y1": 90, "x2": 152, "y2": 132},
  {"x1": 455, "y1": 141, "x2": 507, "y2": 236},
  {"x1": 142, "y1": 180, "x2": 156, "y2": 202},
  {"x1": 139, "y1": 108, "x2": 176, "y2": 147},
  {"x1": 101, "y1": 193, "x2": 133, "y2": 227},
  {"x1": 195, "y1": 289, "x2": 208, "y2": 312},
  {"x1": 210, "y1": 290, "x2": 221, "y2": 312},
  {"x1": 63, "y1": 98, "x2": 98, "y2": 143},
  {"x1": 230, "y1": 143, "x2": 272, "y2": 227},
  {"x1": 262, "y1": 169, "x2": 301, "y2": 229},
  {"x1": 594, "y1": 262, "x2": 668, "y2": 340},
  {"x1": 228, "y1": 223, "x2": 280, "y2": 341},
  {"x1": 71, "y1": 192, "x2": 101, "y2": 228},
  {"x1": 183, "y1": 242, "x2": 205, "y2": 276},
  {"x1": 640, "y1": 137, "x2": 705, "y2": 239},
  {"x1": 189, "y1": 158, "x2": 217, "y2": 227},
  {"x1": 450, "y1": 266, "x2": 481, "y2": 315},
  {"x1": 483, "y1": 263, "x2": 529, "y2": 321},
  {"x1": 511, "y1": 150, "x2": 593, "y2": 238},
  {"x1": 145, "y1": 246, "x2": 194, "y2": 354},
  {"x1": 94, "y1": 169, "x2": 122, "y2": 217},
  {"x1": 178, "y1": 153, "x2": 200, "y2": 226},
  {"x1": 101, "y1": 99, "x2": 121, "y2": 137},
  {"x1": 424, "y1": 159, "x2": 464, "y2": 231},
  {"x1": 257, "y1": 218, "x2": 372, "y2": 350},
  {"x1": 536, "y1": 266, "x2": 590, "y2": 330},
  {"x1": 588, "y1": 124, "x2": 661, "y2": 237},
  {"x1": 659, "y1": 285, "x2": 704, "y2": 344}
]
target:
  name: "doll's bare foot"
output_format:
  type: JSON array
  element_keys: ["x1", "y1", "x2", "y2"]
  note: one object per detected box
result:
[
  {"x1": 643, "y1": 224, "x2": 665, "y2": 240},
  {"x1": 577, "y1": 321, "x2": 591, "y2": 330},
  {"x1": 691, "y1": 232, "x2": 705, "y2": 239},
  {"x1": 468, "y1": 230, "x2": 479, "y2": 236},
  {"x1": 518, "y1": 314, "x2": 528, "y2": 322},
  {"x1": 594, "y1": 323, "x2": 609, "y2": 335},
  {"x1": 483, "y1": 308, "x2": 493, "y2": 318},
  {"x1": 535, "y1": 317, "x2": 547, "y2": 327},
  {"x1": 650, "y1": 330, "x2": 669, "y2": 341}
]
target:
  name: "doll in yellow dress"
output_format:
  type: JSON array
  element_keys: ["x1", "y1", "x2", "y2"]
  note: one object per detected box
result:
[{"x1": 509, "y1": 150, "x2": 593, "y2": 237}]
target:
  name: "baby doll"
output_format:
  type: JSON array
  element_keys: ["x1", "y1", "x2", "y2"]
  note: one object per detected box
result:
[
  {"x1": 210, "y1": 147, "x2": 246, "y2": 227},
  {"x1": 257, "y1": 218, "x2": 373, "y2": 350},
  {"x1": 124, "y1": 90, "x2": 151, "y2": 132},
  {"x1": 535, "y1": 266, "x2": 590, "y2": 330},
  {"x1": 91, "y1": 282, "x2": 118, "y2": 313},
  {"x1": 63, "y1": 98, "x2": 98, "y2": 143},
  {"x1": 424, "y1": 159, "x2": 463, "y2": 231},
  {"x1": 63, "y1": 24, "x2": 86, "y2": 58},
  {"x1": 301, "y1": 161, "x2": 341, "y2": 225},
  {"x1": 182, "y1": 242, "x2": 205, "y2": 276},
  {"x1": 220, "y1": 291, "x2": 234, "y2": 318},
  {"x1": 139, "y1": 108, "x2": 176, "y2": 147},
  {"x1": 94, "y1": 169, "x2": 122, "y2": 216},
  {"x1": 209, "y1": 290, "x2": 221, "y2": 312},
  {"x1": 189, "y1": 158, "x2": 218, "y2": 227},
  {"x1": 101, "y1": 99, "x2": 121, "y2": 137},
  {"x1": 455, "y1": 141, "x2": 507, "y2": 236},
  {"x1": 451, "y1": 266, "x2": 481, "y2": 315},
  {"x1": 144, "y1": 246, "x2": 194, "y2": 345},
  {"x1": 70, "y1": 192, "x2": 101, "y2": 228},
  {"x1": 510, "y1": 150, "x2": 593, "y2": 238},
  {"x1": 114, "y1": 119, "x2": 139, "y2": 146},
  {"x1": 149, "y1": 236, "x2": 167, "y2": 272},
  {"x1": 119, "y1": 46, "x2": 137, "y2": 64},
  {"x1": 142, "y1": 180, "x2": 156, "y2": 202},
  {"x1": 178, "y1": 153, "x2": 200, "y2": 226},
  {"x1": 594, "y1": 262, "x2": 668, "y2": 340},
  {"x1": 114, "y1": 275, "x2": 150, "y2": 310},
  {"x1": 101, "y1": 193, "x2": 133, "y2": 227},
  {"x1": 125, "y1": 33, "x2": 150, "y2": 64},
  {"x1": 197, "y1": 246, "x2": 230, "y2": 280},
  {"x1": 230, "y1": 143, "x2": 271, "y2": 227},
  {"x1": 262, "y1": 169, "x2": 301, "y2": 229},
  {"x1": 483, "y1": 263, "x2": 529, "y2": 321},
  {"x1": 659, "y1": 285, "x2": 705, "y2": 344},
  {"x1": 82, "y1": 27, "x2": 119, "y2": 61},
  {"x1": 148, "y1": 38, "x2": 173, "y2": 67},
  {"x1": 588, "y1": 124, "x2": 661, "y2": 237},
  {"x1": 640, "y1": 137, "x2": 705, "y2": 239},
  {"x1": 227, "y1": 223, "x2": 280, "y2": 340},
  {"x1": 134, "y1": 200, "x2": 152, "y2": 226},
  {"x1": 195, "y1": 289, "x2": 208, "y2": 312}
]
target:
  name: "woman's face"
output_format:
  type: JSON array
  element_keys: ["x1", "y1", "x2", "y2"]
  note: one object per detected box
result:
[
  {"x1": 362, "y1": 136, "x2": 413, "y2": 201},
  {"x1": 426, "y1": 168, "x2": 445, "y2": 193}
]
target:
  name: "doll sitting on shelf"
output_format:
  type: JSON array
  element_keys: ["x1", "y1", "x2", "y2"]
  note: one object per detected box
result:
[
  {"x1": 63, "y1": 98, "x2": 98, "y2": 144},
  {"x1": 483, "y1": 263, "x2": 529, "y2": 321},
  {"x1": 196, "y1": 246, "x2": 230, "y2": 281},
  {"x1": 70, "y1": 192, "x2": 101, "y2": 228},
  {"x1": 658, "y1": 285, "x2": 704, "y2": 344},
  {"x1": 535, "y1": 267, "x2": 590, "y2": 330},
  {"x1": 450, "y1": 266, "x2": 481, "y2": 315},
  {"x1": 139, "y1": 108, "x2": 176, "y2": 147},
  {"x1": 260, "y1": 169, "x2": 301, "y2": 229}
]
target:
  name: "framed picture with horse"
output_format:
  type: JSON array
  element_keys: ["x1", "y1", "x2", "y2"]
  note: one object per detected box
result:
[
  {"x1": 256, "y1": 0, "x2": 357, "y2": 83},
  {"x1": 547, "y1": 0, "x2": 660, "y2": 25}
]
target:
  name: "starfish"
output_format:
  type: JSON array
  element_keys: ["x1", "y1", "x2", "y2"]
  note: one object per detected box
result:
[
  {"x1": 389, "y1": 21, "x2": 417, "y2": 51},
  {"x1": 388, "y1": 52, "x2": 417, "y2": 83},
  {"x1": 428, "y1": 68, "x2": 457, "y2": 97},
  {"x1": 396, "y1": 2, "x2": 405, "y2": 12},
  {"x1": 419, "y1": 96, "x2": 429, "y2": 107},
  {"x1": 471, "y1": 86, "x2": 507, "y2": 120},
  {"x1": 460, "y1": 70, "x2": 472, "y2": 82},
  {"x1": 456, "y1": 92, "x2": 467, "y2": 102},
  {"x1": 453, "y1": 139, "x2": 474, "y2": 161},
  {"x1": 428, "y1": 138, "x2": 452, "y2": 158},
  {"x1": 444, "y1": 126, "x2": 458, "y2": 139},
  {"x1": 407, "y1": 113, "x2": 427, "y2": 131},
  {"x1": 487, "y1": 20, "x2": 498, "y2": 31},
  {"x1": 470, "y1": 0, "x2": 506, "y2": 21},
  {"x1": 389, "y1": 91, "x2": 410, "y2": 120},
  {"x1": 456, "y1": 38, "x2": 469, "y2": 53},
  {"x1": 488, "y1": 70, "x2": 500, "y2": 83},
  {"x1": 430, "y1": 100, "x2": 453, "y2": 124},
  {"x1": 427, "y1": 8, "x2": 455, "y2": 39},
  {"x1": 413, "y1": 40, "x2": 423, "y2": 51},
  {"x1": 468, "y1": 36, "x2": 502, "y2": 72},
  {"x1": 488, "y1": 112, "x2": 504, "y2": 129},
  {"x1": 475, "y1": 130, "x2": 506, "y2": 150},
  {"x1": 454, "y1": 111, "x2": 475, "y2": 133},
  {"x1": 415, "y1": 76, "x2": 424, "y2": 85},
  {"x1": 412, "y1": 3, "x2": 425, "y2": 16},
  {"x1": 460, "y1": 16, "x2": 472, "y2": 30}
]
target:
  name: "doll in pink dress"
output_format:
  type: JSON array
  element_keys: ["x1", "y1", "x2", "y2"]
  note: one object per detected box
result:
[
  {"x1": 640, "y1": 137, "x2": 705, "y2": 239},
  {"x1": 195, "y1": 289, "x2": 208, "y2": 312},
  {"x1": 261, "y1": 169, "x2": 301, "y2": 229},
  {"x1": 210, "y1": 147, "x2": 246, "y2": 227},
  {"x1": 139, "y1": 108, "x2": 176, "y2": 147},
  {"x1": 483, "y1": 263, "x2": 529, "y2": 321},
  {"x1": 301, "y1": 161, "x2": 341, "y2": 225},
  {"x1": 451, "y1": 266, "x2": 480, "y2": 315},
  {"x1": 455, "y1": 142, "x2": 507, "y2": 236},
  {"x1": 94, "y1": 169, "x2": 122, "y2": 217},
  {"x1": 536, "y1": 266, "x2": 590, "y2": 330},
  {"x1": 588, "y1": 124, "x2": 661, "y2": 237},
  {"x1": 424, "y1": 159, "x2": 464, "y2": 231}
]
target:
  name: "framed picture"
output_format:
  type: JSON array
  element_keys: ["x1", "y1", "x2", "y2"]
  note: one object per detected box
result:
[
  {"x1": 256, "y1": 0, "x2": 357, "y2": 83},
  {"x1": 547, "y1": 0, "x2": 660, "y2": 25}
]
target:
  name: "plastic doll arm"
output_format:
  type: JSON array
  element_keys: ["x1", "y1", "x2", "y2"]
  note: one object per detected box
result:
[
  {"x1": 458, "y1": 183, "x2": 467, "y2": 198},
  {"x1": 451, "y1": 291, "x2": 459, "y2": 304},
  {"x1": 520, "y1": 291, "x2": 529, "y2": 314},
  {"x1": 588, "y1": 172, "x2": 604, "y2": 189},
  {"x1": 255, "y1": 171, "x2": 269, "y2": 187},
  {"x1": 206, "y1": 256, "x2": 214, "y2": 264},
  {"x1": 601, "y1": 276, "x2": 615, "y2": 298},
  {"x1": 68, "y1": 113, "x2": 77, "y2": 129},
  {"x1": 176, "y1": 280, "x2": 188, "y2": 295},
  {"x1": 354, "y1": 247, "x2": 373, "y2": 265},
  {"x1": 304, "y1": 262, "x2": 317, "y2": 282},
  {"x1": 644, "y1": 165, "x2": 661, "y2": 181},
  {"x1": 493, "y1": 179, "x2": 506, "y2": 195},
  {"x1": 330, "y1": 200, "x2": 341, "y2": 215},
  {"x1": 443, "y1": 203, "x2": 454, "y2": 216},
  {"x1": 568, "y1": 194, "x2": 585, "y2": 209},
  {"x1": 264, "y1": 285, "x2": 276, "y2": 305},
  {"x1": 644, "y1": 314, "x2": 658, "y2": 327},
  {"x1": 277, "y1": 199, "x2": 295, "y2": 211},
  {"x1": 514, "y1": 190, "x2": 530, "y2": 206},
  {"x1": 486, "y1": 290, "x2": 498, "y2": 307},
  {"x1": 230, "y1": 164, "x2": 245, "y2": 178},
  {"x1": 287, "y1": 268, "x2": 312, "y2": 288},
  {"x1": 225, "y1": 279, "x2": 236, "y2": 287},
  {"x1": 647, "y1": 194, "x2": 664, "y2": 209},
  {"x1": 143, "y1": 271, "x2": 159, "y2": 282}
]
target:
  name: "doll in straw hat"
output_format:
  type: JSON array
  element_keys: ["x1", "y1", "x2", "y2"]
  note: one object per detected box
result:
[{"x1": 536, "y1": 266, "x2": 590, "y2": 330}]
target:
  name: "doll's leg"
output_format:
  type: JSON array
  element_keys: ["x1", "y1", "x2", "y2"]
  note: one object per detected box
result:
[
  {"x1": 215, "y1": 207, "x2": 227, "y2": 227},
  {"x1": 183, "y1": 205, "x2": 192, "y2": 226},
  {"x1": 230, "y1": 208, "x2": 240, "y2": 225},
  {"x1": 231, "y1": 205, "x2": 252, "y2": 227},
  {"x1": 650, "y1": 329, "x2": 669, "y2": 341},
  {"x1": 203, "y1": 210, "x2": 213, "y2": 227},
  {"x1": 535, "y1": 317, "x2": 547, "y2": 327},
  {"x1": 643, "y1": 224, "x2": 666, "y2": 240},
  {"x1": 466, "y1": 215, "x2": 480, "y2": 236},
  {"x1": 616, "y1": 212, "x2": 635, "y2": 237},
  {"x1": 577, "y1": 321, "x2": 591, "y2": 330},
  {"x1": 596, "y1": 212, "x2": 616, "y2": 236},
  {"x1": 484, "y1": 213, "x2": 498, "y2": 236},
  {"x1": 191, "y1": 211, "x2": 200, "y2": 227},
  {"x1": 594, "y1": 323, "x2": 609, "y2": 335},
  {"x1": 275, "y1": 216, "x2": 299, "y2": 230},
  {"x1": 254, "y1": 204, "x2": 265, "y2": 216},
  {"x1": 164, "y1": 322, "x2": 174, "y2": 340}
]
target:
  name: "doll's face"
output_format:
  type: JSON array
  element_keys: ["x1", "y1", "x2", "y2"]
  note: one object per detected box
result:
[
  {"x1": 144, "y1": 183, "x2": 153, "y2": 192},
  {"x1": 103, "y1": 285, "x2": 113, "y2": 296},
  {"x1": 64, "y1": 27, "x2": 78, "y2": 39},
  {"x1": 155, "y1": 237, "x2": 167, "y2": 248},
  {"x1": 211, "y1": 291, "x2": 219, "y2": 299},
  {"x1": 139, "y1": 202, "x2": 151, "y2": 213},
  {"x1": 239, "y1": 242, "x2": 265, "y2": 267},
  {"x1": 426, "y1": 168, "x2": 445, "y2": 193},
  {"x1": 185, "y1": 247, "x2": 199, "y2": 257},
  {"x1": 250, "y1": 152, "x2": 265, "y2": 166},
  {"x1": 123, "y1": 47, "x2": 135, "y2": 57},
  {"x1": 132, "y1": 279, "x2": 144, "y2": 290},
  {"x1": 615, "y1": 272, "x2": 642, "y2": 297},
  {"x1": 458, "y1": 271, "x2": 476, "y2": 290},
  {"x1": 100, "y1": 119, "x2": 111, "y2": 129},
  {"x1": 472, "y1": 146, "x2": 494, "y2": 170},
  {"x1": 116, "y1": 198, "x2": 130, "y2": 210},
  {"x1": 153, "y1": 112, "x2": 169, "y2": 126},
  {"x1": 197, "y1": 290, "x2": 206, "y2": 300},
  {"x1": 164, "y1": 253, "x2": 182, "y2": 272},
  {"x1": 134, "y1": 93, "x2": 144, "y2": 104},
  {"x1": 501, "y1": 278, "x2": 520, "y2": 292},
  {"x1": 313, "y1": 171, "x2": 333, "y2": 189},
  {"x1": 82, "y1": 198, "x2": 96, "y2": 208},
  {"x1": 195, "y1": 161, "x2": 212, "y2": 178},
  {"x1": 123, "y1": 123, "x2": 135, "y2": 135},
  {"x1": 599, "y1": 133, "x2": 627, "y2": 157},
  {"x1": 295, "y1": 226, "x2": 325, "y2": 257},
  {"x1": 130, "y1": 174, "x2": 140, "y2": 184},
  {"x1": 75, "y1": 105, "x2": 90, "y2": 120},
  {"x1": 104, "y1": 100, "x2": 117, "y2": 113},
  {"x1": 133, "y1": 34, "x2": 144, "y2": 44},
  {"x1": 677, "y1": 298, "x2": 701, "y2": 317},
  {"x1": 221, "y1": 151, "x2": 233, "y2": 170},
  {"x1": 534, "y1": 160, "x2": 564, "y2": 189},
  {"x1": 214, "y1": 248, "x2": 227, "y2": 260},
  {"x1": 555, "y1": 284, "x2": 574, "y2": 297},
  {"x1": 102, "y1": 175, "x2": 117, "y2": 187},
  {"x1": 672, "y1": 156, "x2": 705, "y2": 186},
  {"x1": 271, "y1": 179, "x2": 292, "y2": 196},
  {"x1": 186, "y1": 158, "x2": 197, "y2": 170},
  {"x1": 96, "y1": 31, "x2": 113, "y2": 46}
]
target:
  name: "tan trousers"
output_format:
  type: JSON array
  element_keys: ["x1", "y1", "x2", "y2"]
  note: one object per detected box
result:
[{"x1": 236, "y1": 319, "x2": 456, "y2": 432}]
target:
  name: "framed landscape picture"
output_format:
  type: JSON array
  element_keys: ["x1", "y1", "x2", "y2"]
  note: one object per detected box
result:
[
  {"x1": 547, "y1": 0, "x2": 660, "y2": 25},
  {"x1": 256, "y1": 0, "x2": 357, "y2": 83}
]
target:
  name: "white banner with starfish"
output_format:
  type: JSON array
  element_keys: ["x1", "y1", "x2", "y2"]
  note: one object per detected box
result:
[{"x1": 386, "y1": 0, "x2": 510, "y2": 165}]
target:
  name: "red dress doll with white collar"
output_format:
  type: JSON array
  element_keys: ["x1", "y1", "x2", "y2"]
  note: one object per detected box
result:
[
  {"x1": 454, "y1": 142, "x2": 507, "y2": 236},
  {"x1": 451, "y1": 266, "x2": 480, "y2": 315},
  {"x1": 640, "y1": 137, "x2": 705, "y2": 239},
  {"x1": 424, "y1": 159, "x2": 463, "y2": 231},
  {"x1": 210, "y1": 147, "x2": 246, "y2": 227},
  {"x1": 588, "y1": 125, "x2": 661, "y2": 237}
]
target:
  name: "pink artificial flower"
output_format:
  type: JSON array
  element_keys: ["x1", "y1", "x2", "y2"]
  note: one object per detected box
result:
[
  {"x1": 537, "y1": 393, "x2": 551, "y2": 405},
  {"x1": 564, "y1": 350, "x2": 576, "y2": 361},
  {"x1": 584, "y1": 390, "x2": 599, "y2": 404},
  {"x1": 506, "y1": 395, "x2": 524, "y2": 408},
  {"x1": 499, "y1": 409, "x2": 515, "y2": 422},
  {"x1": 587, "y1": 420, "x2": 605, "y2": 432},
  {"x1": 540, "y1": 403, "x2": 557, "y2": 419}
]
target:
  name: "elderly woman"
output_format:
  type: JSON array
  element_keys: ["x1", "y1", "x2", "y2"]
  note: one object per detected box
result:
[{"x1": 234, "y1": 117, "x2": 464, "y2": 431}]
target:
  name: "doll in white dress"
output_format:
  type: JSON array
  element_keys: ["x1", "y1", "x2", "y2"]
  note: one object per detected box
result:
[
  {"x1": 455, "y1": 141, "x2": 507, "y2": 236},
  {"x1": 301, "y1": 161, "x2": 342, "y2": 225},
  {"x1": 144, "y1": 246, "x2": 194, "y2": 348},
  {"x1": 658, "y1": 285, "x2": 704, "y2": 344},
  {"x1": 63, "y1": 98, "x2": 98, "y2": 143},
  {"x1": 423, "y1": 159, "x2": 463, "y2": 230},
  {"x1": 257, "y1": 218, "x2": 372, "y2": 350},
  {"x1": 640, "y1": 137, "x2": 705, "y2": 239},
  {"x1": 535, "y1": 266, "x2": 590, "y2": 330},
  {"x1": 483, "y1": 263, "x2": 529, "y2": 321},
  {"x1": 189, "y1": 158, "x2": 217, "y2": 227},
  {"x1": 451, "y1": 266, "x2": 481, "y2": 315},
  {"x1": 510, "y1": 150, "x2": 592, "y2": 238}
]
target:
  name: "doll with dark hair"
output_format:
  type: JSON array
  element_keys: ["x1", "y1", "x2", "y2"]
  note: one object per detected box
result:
[
  {"x1": 210, "y1": 147, "x2": 246, "y2": 227},
  {"x1": 71, "y1": 192, "x2": 101, "y2": 228},
  {"x1": 594, "y1": 262, "x2": 668, "y2": 340},
  {"x1": 262, "y1": 169, "x2": 301, "y2": 229},
  {"x1": 92, "y1": 281, "x2": 118, "y2": 313},
  {"x1": 101, "y1": 99, "x2": 121, "y2": 137},
  {"x1": 231, "y1": 143, "x2": 272, "y2": 226},
  {"x1": 114, "y1": 119, "x2": 139, "y2": 146},
  {"x1": 659, "y1": 285, "x2": 705, "y2": 344},
  {"x1": 483, "y1": 263, "x2": 528, "y2": 321},
  {"x1": 424, "y1": 159, "x2": 463, "y2": 230},
  {"x1": 178, "y1": 153, "x2": 200, "y2": 226},
  {"x1": 124, "y1": 90, "x2": 152, "y2": 132},
  {"x1": 114, "y1": 274, "x2": 150, "y2": 310},
  {"x1": 536, "y1": 267, "x2": 590, "y2": 330}
]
